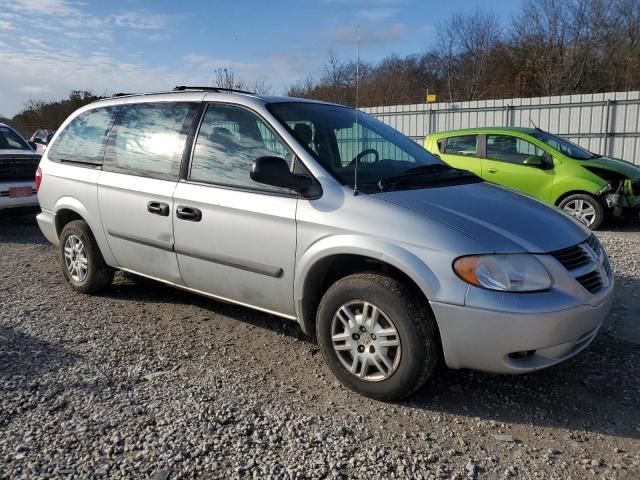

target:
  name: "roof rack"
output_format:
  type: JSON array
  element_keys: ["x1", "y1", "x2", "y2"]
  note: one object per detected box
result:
[
  {"x1": 97, "y1": 86, "x2": 256, "y2": 103},
  {"x1": 173, "y1": 85, "x2": 255, "y2": 95}
]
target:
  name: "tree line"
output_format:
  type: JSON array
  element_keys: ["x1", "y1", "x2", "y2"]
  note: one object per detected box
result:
[
  {"x1": 289, "y1": 0, "x2": 640, "y2": 106},
  {"x1": 1, "y1": 91, "x2": 102, "y2": 137}
]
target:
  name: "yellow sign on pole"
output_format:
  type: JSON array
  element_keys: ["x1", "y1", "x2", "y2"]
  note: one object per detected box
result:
[{"x1": 426, "y1": 93, "x2": 437, "y2": 103}]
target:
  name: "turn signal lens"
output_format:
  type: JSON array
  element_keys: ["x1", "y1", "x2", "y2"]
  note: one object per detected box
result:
[
  {"x1": 453, "y1": 254, "x2": 552, "y2": 292},
  {"x1": 35, "y1": 166, "x2": 42, "y2": 193}
]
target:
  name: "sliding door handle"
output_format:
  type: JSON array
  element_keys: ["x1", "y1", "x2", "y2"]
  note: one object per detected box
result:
[{"x1": 176, "y1": 206, "x2": 202, "y2": 222}]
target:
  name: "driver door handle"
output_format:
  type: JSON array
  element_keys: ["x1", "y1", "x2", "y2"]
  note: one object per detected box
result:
[
  {"x1": 487, "y1": 168, "x2": 499, "y2": 173},
  {"x1": 176, "y1": 205, "x2": 202, "y2": 222}
]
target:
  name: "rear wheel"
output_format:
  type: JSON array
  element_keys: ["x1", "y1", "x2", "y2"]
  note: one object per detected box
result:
[
  {"x1": 60, "y1": 220, "x2": 114, "y2": 294},
  {"x1": 558, "y1": 193, "x2": 605, "y2": 230},
  {"x1": 316, "y1": 272, "x2": 440, "y2": 400}
]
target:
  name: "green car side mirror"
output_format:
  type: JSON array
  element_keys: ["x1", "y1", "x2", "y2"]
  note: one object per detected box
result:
[{"x1": 523, "y1": 156, "x2": 544, "y2": 167}]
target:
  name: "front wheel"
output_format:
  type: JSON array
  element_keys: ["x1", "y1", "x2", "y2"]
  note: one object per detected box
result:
[
  {"x1": 558, "y1": 193, "x2": 605, "y2": 230},
  {"x1": 316, "y1": 272, "x2": 440, "y2": 400}
]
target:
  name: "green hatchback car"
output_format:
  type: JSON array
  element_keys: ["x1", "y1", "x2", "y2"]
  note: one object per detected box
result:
[{"x1": 425, "y1": 128, "x2": 640, "y2": 230}]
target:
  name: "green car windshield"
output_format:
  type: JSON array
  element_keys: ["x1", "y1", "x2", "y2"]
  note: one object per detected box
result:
[{"x1": 530, "y1": 131, "x2": 597, "y2": 160}]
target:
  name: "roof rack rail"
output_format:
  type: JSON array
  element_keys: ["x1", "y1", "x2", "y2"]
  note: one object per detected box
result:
[
  {"x1": 173, "y1": 85, "x2": 255, "y2": 95},
  {"x1": 112, "y1": 92, "x2": 136, "y2": 97}
]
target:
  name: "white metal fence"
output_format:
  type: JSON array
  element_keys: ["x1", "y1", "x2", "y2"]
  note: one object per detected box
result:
[{"x1": 363, "y1": 91, "x2": 640, "y2": 165}]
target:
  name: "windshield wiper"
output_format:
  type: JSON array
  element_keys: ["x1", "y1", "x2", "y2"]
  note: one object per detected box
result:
[{"x1": 378, "y1": 164, "x2": 475, "y2": 192}]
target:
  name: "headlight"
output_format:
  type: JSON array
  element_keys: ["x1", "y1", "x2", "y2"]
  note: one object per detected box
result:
[
  {"x1": 453, "y1": 254, "x2": 552, "y2": 292},
  {"x1": 595, "y1": 183, "x2": 612, "y2": 196}
]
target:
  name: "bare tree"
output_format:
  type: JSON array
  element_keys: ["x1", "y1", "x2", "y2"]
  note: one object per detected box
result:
[
  {"x1": 212, "y1": 68, "x2": 247, "y2": 90},
  {"x1": 435, "y1": 9, "x2": 501, "y2": 102},
  {"x1": 435, "y1": 14, "x2": 462, "y2": 102},
  {"x1": 323, "y1": 51, "x2": 350, "y2": 103},
  {"x1": 512, "y1": 0, "x2": 594, "y2": 95},
  {"x1": 251, "y1": 80, "x2": 273, "y2": 95},
  {"x1": 212, "y1": 67, "x2": 273, "y2": 94},
  {"x1": 458, "y1": 10, "x2": 501, "y2": 100},
  {"x1": 590, "y1": 0, "x2": 640, "y2": 91},
  {"x1": 287, "y1": 75, "x2": 317, "y2": 98}
]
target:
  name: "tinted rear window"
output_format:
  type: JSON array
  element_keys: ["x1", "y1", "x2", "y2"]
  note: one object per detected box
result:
[{"x1": 48, "y1": 107, "x2": 117, "y2": 165}]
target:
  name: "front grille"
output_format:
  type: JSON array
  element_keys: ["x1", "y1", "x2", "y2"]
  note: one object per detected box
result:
[
  {"x1": 0, "y1": 156, "x2": 41, "y2": 181},
  {"x1": 575, "y1": 270, "x2": 603, "y2": 293},
  {"x1": 550, "y1": 235, "x2": 610, "y2": 295},
  {"x1": 550, "y1": 245, "x2": 590, "y2": 270}
]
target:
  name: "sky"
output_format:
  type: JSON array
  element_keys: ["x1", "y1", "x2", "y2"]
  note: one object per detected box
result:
[{"x1": 0, "y1": 0, "x2": 522, "y2": 117}]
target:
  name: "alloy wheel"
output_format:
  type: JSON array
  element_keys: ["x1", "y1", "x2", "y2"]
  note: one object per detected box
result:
[
  {"x1": 562, "y1": 199, "x2": 597, "y2": 226},
  {"x1": 63, "y1": 235, "x2": 88, "y2": 282},
  {"x1": 330, "y1": 301, "x2": 402, "y2": 382}
]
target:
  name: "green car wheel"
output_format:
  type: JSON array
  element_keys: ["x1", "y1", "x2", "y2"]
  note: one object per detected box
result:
[{"x1": 558, "y1": 193, "x2": 605, "y2": 230}]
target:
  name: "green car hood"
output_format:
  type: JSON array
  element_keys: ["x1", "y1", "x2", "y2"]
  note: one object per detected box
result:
[{"x1": 585, "y1": 156, "x2": 640, "y2": 180}]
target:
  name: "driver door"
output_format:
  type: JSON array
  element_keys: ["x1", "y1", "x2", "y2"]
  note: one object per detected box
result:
[
  {"x1": 172, "y1": 103, "x2": 298, "y2": 317},
  {"x1": 482, "y1": 134, "x2": 555, "y2": 201}
]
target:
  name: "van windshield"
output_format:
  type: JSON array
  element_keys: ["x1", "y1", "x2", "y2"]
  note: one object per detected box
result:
[
  {"x1": 268, "y1": 102, "x2": 459, "y2": 192},
  {"x1": 530, "y1": 131, "x2": 598, "y2": 160}
]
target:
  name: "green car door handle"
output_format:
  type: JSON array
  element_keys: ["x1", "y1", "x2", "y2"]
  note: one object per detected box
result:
[{"x1": 487, "y1": 168, "x2": 499, "y2": 173}]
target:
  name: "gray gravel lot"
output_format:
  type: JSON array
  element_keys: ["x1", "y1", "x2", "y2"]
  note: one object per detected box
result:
[{"x1": 0, "y1": 213, "x2": 639, "y2": 479}]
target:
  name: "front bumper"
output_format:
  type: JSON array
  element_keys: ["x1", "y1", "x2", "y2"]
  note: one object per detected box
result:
[{"x1": 430, "y1": 283, "x2": 614, "y2": 374}]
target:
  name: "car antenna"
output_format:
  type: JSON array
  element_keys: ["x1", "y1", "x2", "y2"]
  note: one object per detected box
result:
[
  {"x1": 529, "y1": 116, "x2": 542, "y2": 131},
  {"x1": 353, "y1": 25, "x2": 360, "y2": 196}
]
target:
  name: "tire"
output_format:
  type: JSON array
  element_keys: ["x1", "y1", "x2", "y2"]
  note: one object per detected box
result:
[
  {"x1": 59, "y1": 220, "x2": 114, "y2": 294},
  {"x1": 316, "y1": 272, "x2": 440, "y2": 401},
  {"x1": 558, "y1": 193, "x2": 605, "y2": 230}
]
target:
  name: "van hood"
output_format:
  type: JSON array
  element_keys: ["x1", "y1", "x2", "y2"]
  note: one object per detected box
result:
[
  {"x1": 374, "y1": 182, "x2": 589, "y2": 253},
  {"x1": 585, "y1": 156, "x2": 640, "y2": 180}
]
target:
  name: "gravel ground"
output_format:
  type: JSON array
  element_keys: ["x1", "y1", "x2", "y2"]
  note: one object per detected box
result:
[{"x1": 0, "y1": 213, "x2": 639, "y2": 480}]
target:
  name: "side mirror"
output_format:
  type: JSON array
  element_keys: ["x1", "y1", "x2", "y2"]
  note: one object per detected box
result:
[
  {"x1": 251, "y1": 156, "x2": 312, "y2": 194},
  {"x1": 34, "y1": 138, "x2": 44, "y2": 145},
  {"x1": 523, "y1": 156, "x2": 543, "y2": 167}
]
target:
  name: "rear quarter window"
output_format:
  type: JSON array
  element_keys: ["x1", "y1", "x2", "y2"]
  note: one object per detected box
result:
[
  {"x1": 104, "y1": 102, "x2": 198, "y2": 180},
  {"x1": 48, "y1": 106, "x2": 118, "y2": 166}
]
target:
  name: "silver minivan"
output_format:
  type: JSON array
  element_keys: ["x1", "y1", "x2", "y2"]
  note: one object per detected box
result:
[{"x1": 36, "y1": 87, "x2": 614, "y2": 400}]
